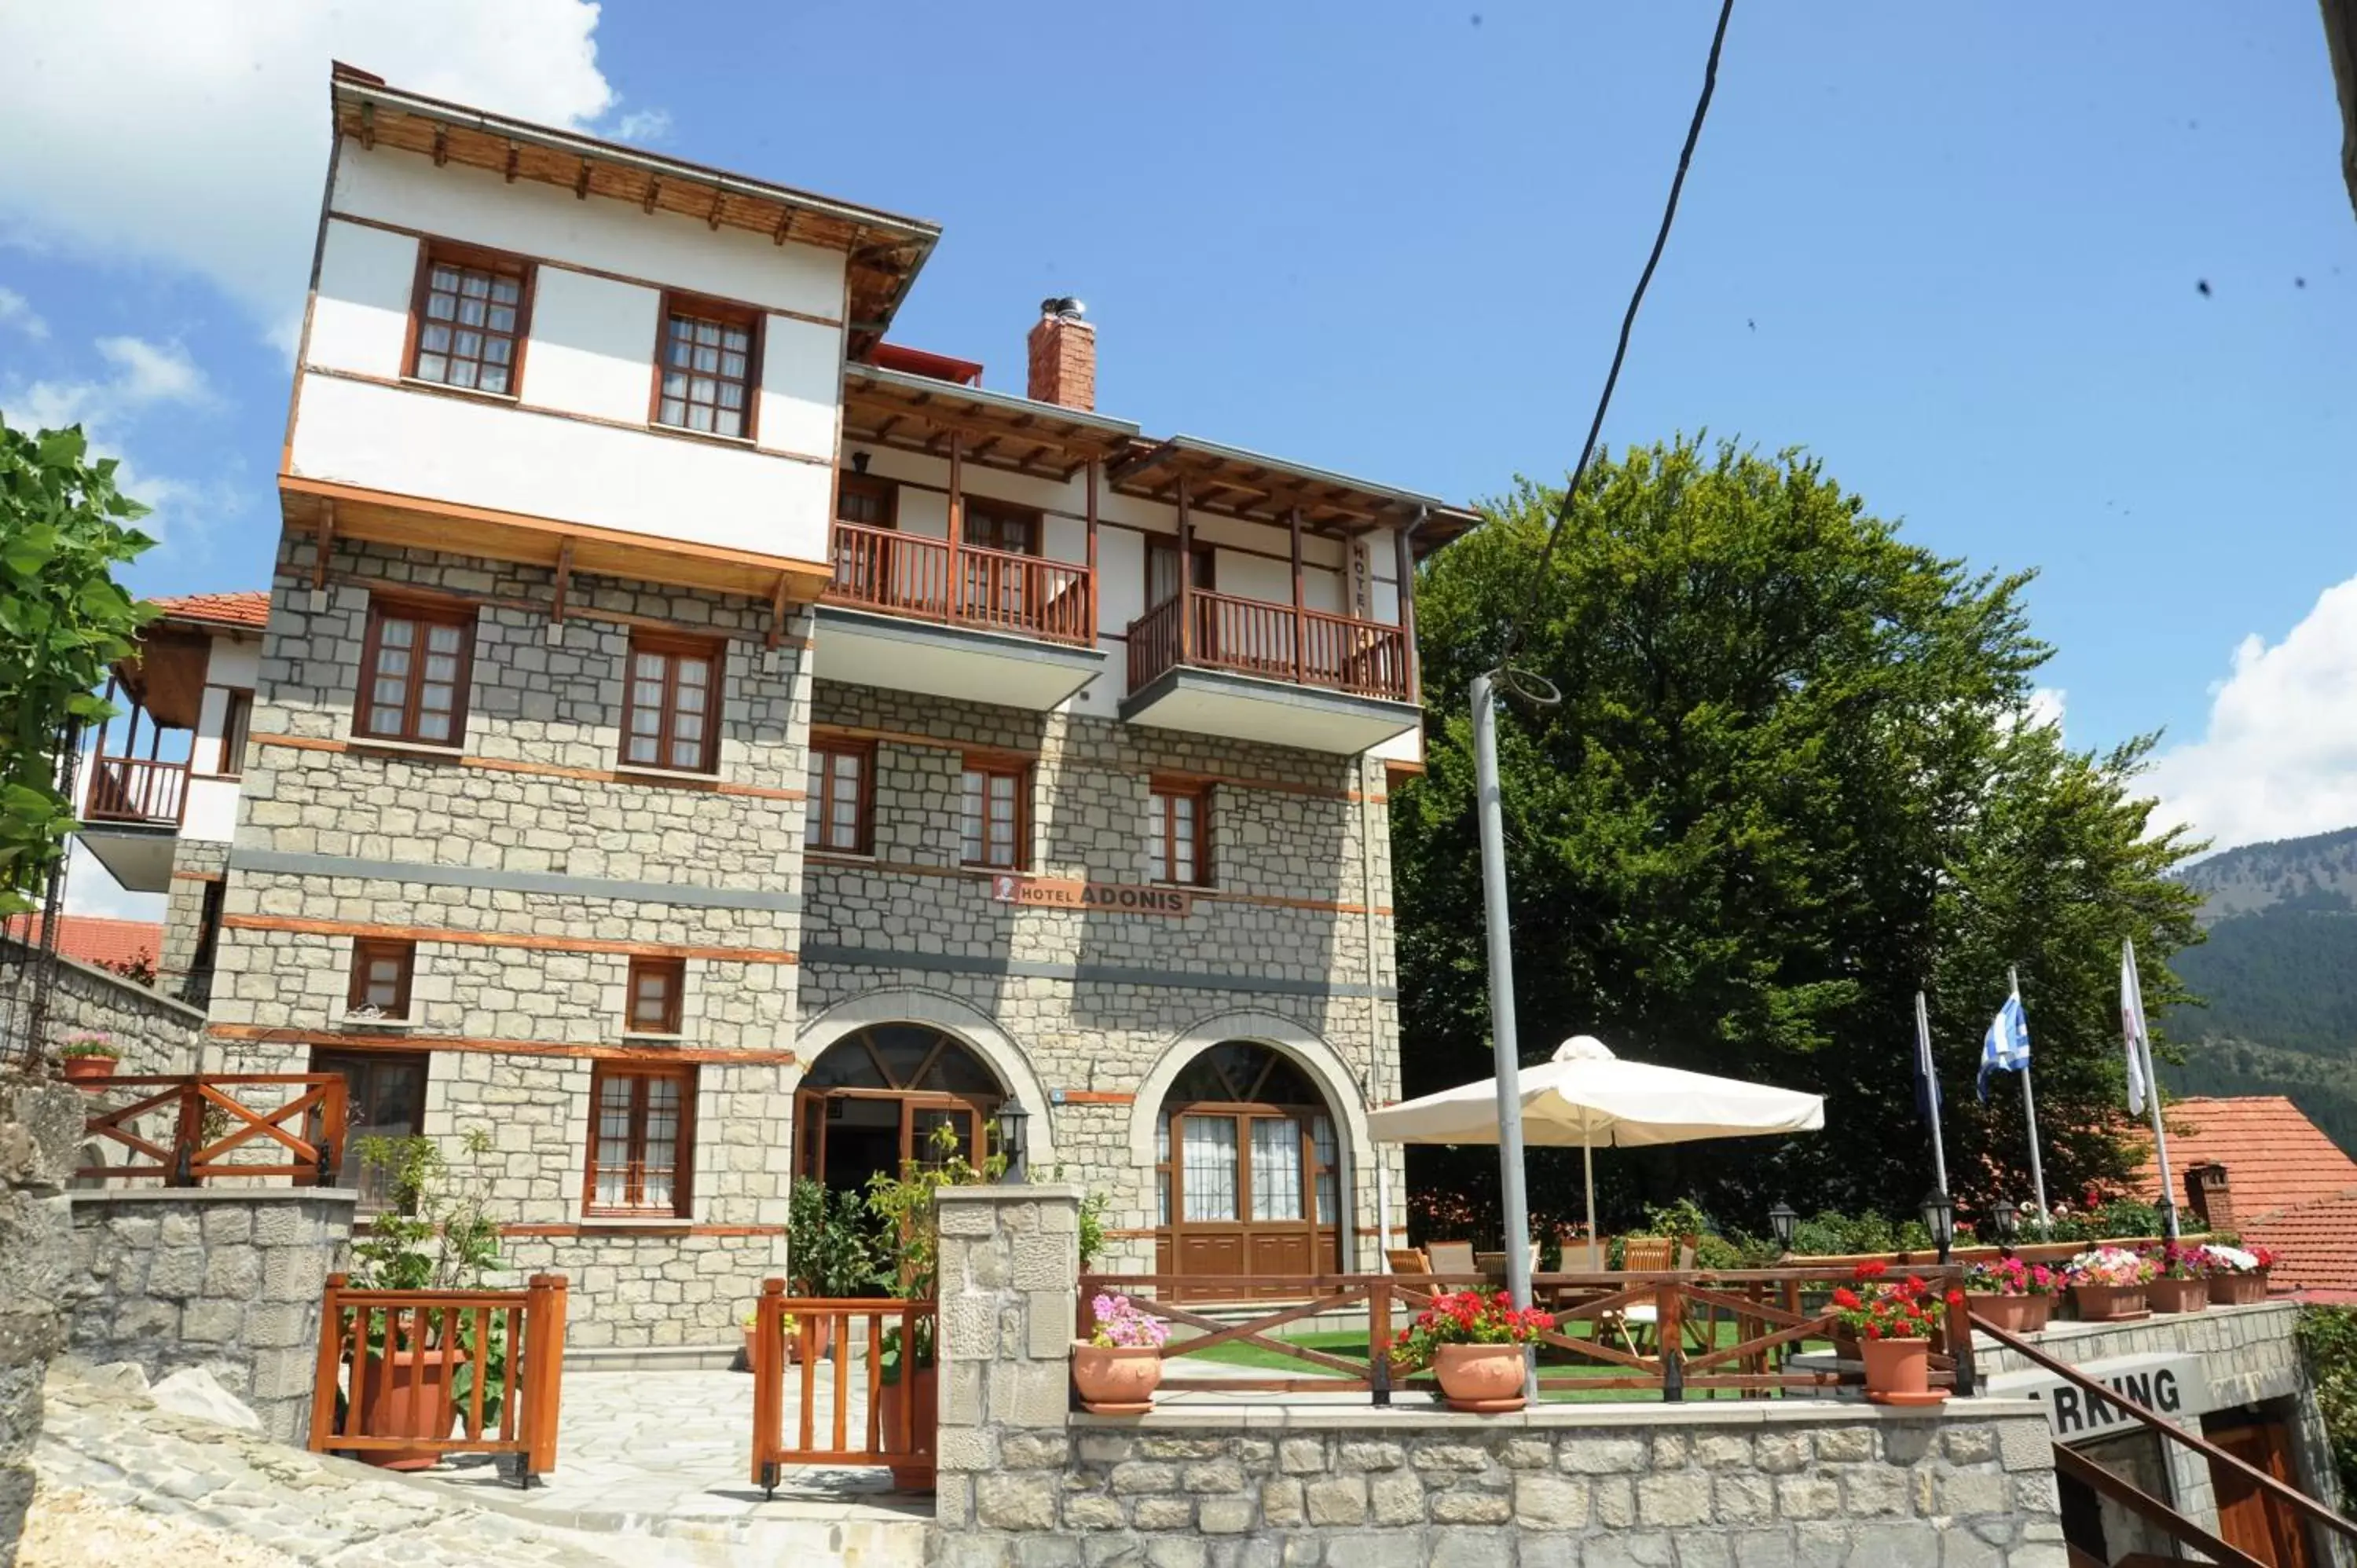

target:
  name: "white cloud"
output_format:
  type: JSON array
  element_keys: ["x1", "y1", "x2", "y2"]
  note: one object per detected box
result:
[
  {"x1": 3, "y1": 329, "x2": 221, "y2": 550},
  {"x1": 2147, "y1": 576, "x2": 2357, "y2": 853},
  {"x1": 60, "y1": 841, "x2": 167, "y2": 925},
  {"x1": 0, "y1": 2, "x2": 617, "y2": 338},
  {"x1": 610, "y1": 107, "x2": 674, "y2": 144},
  {"x1": 2026, "y1": 687, "x2": 2066, "y2": 735},
  {"x1": 95, "y1": 337, "x2": 210, "y2": 406},
  {"x1": 0, "y1": 285, "x2": 46, "y2": 338}
]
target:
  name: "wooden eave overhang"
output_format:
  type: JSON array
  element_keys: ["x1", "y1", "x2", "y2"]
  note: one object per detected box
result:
[
  {"x1": 328, "y1": 64, "x2": 940, "y2": 357},
  {"x1": 1108, "y1": 434, "x2": 1480, "y2": 548},
  {"x1": 841, "y1": 366, "x2": 1142, "y2": 482}
]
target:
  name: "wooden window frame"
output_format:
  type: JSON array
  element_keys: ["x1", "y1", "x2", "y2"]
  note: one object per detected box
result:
[
  {"x1": 625, "y1": 955, "x2": 686, "y2": 1036},
  {"x1": 583, "y1": 1062, "x2": 696, "y2": 1218},
  {"x1": 807, "y1": 736, "x2": 876, "y2": 855},
  {"x1": 1149, "y1": 782, "x2": 1211, "y2": 888},
  {"x1": 354, "y1": 596, "x2": 478, "y2": 747},
  {"x1": 963, "y1": 496, "x2": 1043, "y2": 557},
  {"x1": 215, "y1": 688, "x2": 253, "y2": 778},
  {"x1": 960, "y1": 755, "x2": 1030, "y2": 870},
  {"x1": 402, "y1": 242, "x2": 535, "y2": 397},
  {"x1": 835, "y1": 473, "x2": 900, "y2": 529},
  {"x1": 346, "y1": 939, "x2": 416, "y2": 1020},
  {"x1": 1146, "y1": 537, "x2": 1216, "y2": 605},
  {"x1": 619, "y1": 632, "x2": 724, "y2": 776},
  {"x1": 310, "y1": 1047, "x2": 431, "y2": 1213},
  {"x1": 650, "y1": 291, "x2": 764, "y2": 443}
]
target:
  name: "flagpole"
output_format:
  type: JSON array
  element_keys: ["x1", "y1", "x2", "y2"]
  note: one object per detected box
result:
[
  {"x1": 1915, "y1": 990, "x2": 1948, "y2": 1197},
  {"x1": 2127, "y1": 938, "x2": 2179, "y2": 1240},
  {"x1": 2012, "y1": 965, "x2": 2051, "y2": 1231}
]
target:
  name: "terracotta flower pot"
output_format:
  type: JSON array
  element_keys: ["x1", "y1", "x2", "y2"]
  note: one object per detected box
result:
[
  {"x1": 878, "y1": 1365, "x2": 937, "y2": 1492},
  {"x1": 1860, "y1": 1336, "x2": 1945, "y2": 1407},
  {"x1": 1072, "y1": 1343, "x2": 1163, "y2": 1415},
  {"x1": 2070, "y1": 1283, "x2": 2147, "y2": 1322},
  {"x1": 2209, "y1": 1272, "x2": 2269, "y2": 1306},
  {"x1": 1433, "y1": 1343, "x2": 1526, "y2": 1414},
  {"x1": 355, "y1": 1347, "x2": 459, "y2": 1470},
  {"x1": 2148, "y1": 1277, "x2": 2208, "y2": 1315},
  {"x1": 60, "y1": 1055, "x2": 119, "y2": 1086},
  {"x1": 1964, "y1": 1293, "x2": 2051, "y2": 1335}
]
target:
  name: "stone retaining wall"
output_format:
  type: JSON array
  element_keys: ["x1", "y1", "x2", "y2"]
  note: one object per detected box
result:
[
  {"x1": 4, "y1": 938, "x2": 204, "y2": 1077},
  {"x1": 64, "y1": 1188, "x2": 355, "y2": 1444},
  {"x1": 1, "y1": 1075, "x2": 84, "y2": 1566}
]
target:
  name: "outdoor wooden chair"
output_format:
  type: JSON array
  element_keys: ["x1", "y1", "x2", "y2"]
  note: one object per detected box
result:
[
  {"x1": 1607, "y1": 1236, "x2": 1678, "y2": 1355},
  {"x1": 1424, "y1": 1240, "x2": 1479, "y2": 1280},
  {"x1": 1385, "y1": 1247, "x2": 1431, "y2": 1276}
]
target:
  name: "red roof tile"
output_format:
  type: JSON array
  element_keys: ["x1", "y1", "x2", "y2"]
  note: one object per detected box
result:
[
  {"x1": 150, "y1": 591, "x2": 270, "y2": 629},
  {"x1": 1, "y1": 914, "x2": 163, "y2": 971},
  {"x1": 2244, "y1": 1187, "x2": 2357, "y2": 1300},
  {"x1": 2124, "y1": 1095, "x2": 2357, "y2": 1222}
]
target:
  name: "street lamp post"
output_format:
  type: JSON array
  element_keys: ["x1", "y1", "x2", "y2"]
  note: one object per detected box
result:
[{"x1": 1920, "y1": 1189, "x2": 1956, "y2": 1266}]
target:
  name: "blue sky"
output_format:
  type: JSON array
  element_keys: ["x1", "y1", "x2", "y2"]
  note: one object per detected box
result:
[{"x1": 4, "y1": 2, "x2": 2355, "y2": 868}]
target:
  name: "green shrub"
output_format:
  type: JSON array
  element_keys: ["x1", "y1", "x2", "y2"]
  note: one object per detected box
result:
[{"x1": 2297, "y1": 1306, "x2": 2357, "y2": 1501}]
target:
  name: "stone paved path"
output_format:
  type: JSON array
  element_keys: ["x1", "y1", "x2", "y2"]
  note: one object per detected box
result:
[{"x1": 34, "y1": 1365, "x2": 653, "y2": 1566}]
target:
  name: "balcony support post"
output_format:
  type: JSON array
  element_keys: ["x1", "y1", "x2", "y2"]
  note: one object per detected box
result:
[
  {"x1": 1290, "y1": 506, "x2": 1307, "y2": 685},
  {"x1": 1086, "y1": 459, "x2": 1100, "y2": 638},
  {"x1": 947, "y1": 431, "x2": 964, "y2": 625},
  {"x1": 1396, "y1": 508, "x2": 1424, "y2": 704},
  {"x1": 1176, "y1": 475, "x2": 1194, "y2": 665}
]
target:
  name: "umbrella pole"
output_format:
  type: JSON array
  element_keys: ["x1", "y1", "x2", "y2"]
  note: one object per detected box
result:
[
  {"x1": 1584, "y1": 1135, "x2": 1598, "y2": 1271},
  {"x1": 1472, "y1": 672, "x2": 1537, "y2": 1404}
]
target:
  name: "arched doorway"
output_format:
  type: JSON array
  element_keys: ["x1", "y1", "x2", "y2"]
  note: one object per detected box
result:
[
  {"x1": 795, "y1": 1024, "x2": 1005, "y2": 1197},
  {"x1": 1154, "y1": 1042, "x2": 1344, "y2": 1284}
]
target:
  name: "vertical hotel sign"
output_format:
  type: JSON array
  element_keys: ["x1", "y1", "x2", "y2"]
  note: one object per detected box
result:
[{"x1": 988, "y1": 875, "x2": 1193, "y2": 918}]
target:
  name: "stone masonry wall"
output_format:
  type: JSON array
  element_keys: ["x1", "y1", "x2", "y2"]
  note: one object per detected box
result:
[
  {"x1": 157, "y1": 839, "x2": 229, "y2": 1007},
  {"x1": 14, "y1": 940, "x2": 206, "y2": 1077},
  {"x1": 209, "y1": 532, "x2": 808, "y2": 1350},
  {"x1": 64, "y1": 1188, "x2": 354, "y2": 1445},
  {"x1": 1, "y1": 1075, "x2": 84, "y2": 1565}
]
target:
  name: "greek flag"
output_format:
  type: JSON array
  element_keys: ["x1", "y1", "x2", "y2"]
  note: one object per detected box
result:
[{"x1": 1977, "y1": 990, "x2": 2030, "y2": 1103}]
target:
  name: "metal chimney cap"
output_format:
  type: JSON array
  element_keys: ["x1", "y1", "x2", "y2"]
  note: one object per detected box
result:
[{"x1": 1039, "y1": 295, "x2": 1086, "y2": 321}]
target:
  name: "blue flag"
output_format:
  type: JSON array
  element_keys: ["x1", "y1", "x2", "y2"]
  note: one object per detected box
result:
[{"x1": 1977, "y1": 991, "x2": 2031, "y2": 1103}]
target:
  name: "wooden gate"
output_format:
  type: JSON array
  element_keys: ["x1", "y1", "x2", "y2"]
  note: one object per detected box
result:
[
  {"x1": 749, "y1": 1278, "x2": 938, "y2": 1495},
  {"x1": 307, "y1": 1273, "x2": 568, "y2": 1485}
]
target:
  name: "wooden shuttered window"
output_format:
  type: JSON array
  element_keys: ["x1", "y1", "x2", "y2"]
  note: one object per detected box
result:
[{"x1": 585, "y1": 1063, "x2": 695, "y2": 1217}]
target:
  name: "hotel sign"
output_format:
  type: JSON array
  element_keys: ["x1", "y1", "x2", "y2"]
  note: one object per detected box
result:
[
  {"x1": 1989, "y1": 1352, "x2": 2214, "y2": 1445},
  {"x1": 988, "y1": 875, "x2": 1193, "y2": 917}
]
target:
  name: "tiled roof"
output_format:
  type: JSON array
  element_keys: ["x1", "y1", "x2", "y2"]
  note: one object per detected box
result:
[
  {"x1": 2244, "y1": 1186, "x2": 2357, "y2": 1300},
  {"x1": 150, "y1": 591, "x2": 270, "y2": 628},
  {"x1": 0, "y1": 914, "x2": 163, "y2": 971},
  {"x1": 2125, "y1": 1095, "x2": 2357, "y2": 1221}
]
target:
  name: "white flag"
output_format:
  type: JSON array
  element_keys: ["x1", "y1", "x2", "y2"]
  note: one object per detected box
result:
[{"x1": 2121, "y1": 938, "x2": 2151, "y2": 1116}]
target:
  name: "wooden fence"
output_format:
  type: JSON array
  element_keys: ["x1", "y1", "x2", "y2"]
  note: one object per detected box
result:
[
  {"x1": 307, "y1": 1273, "x2": 567, "y2": 1485},
  {"x1": 80, "y1": 1073, "x2": 347, "y2": 1186},
  {"x1": 1080, "y1": 1266, "x2": 1975, "y2": 1403},
  {"x1": 749, "y1": 1280, "x2": 938, "y2": 1495}
]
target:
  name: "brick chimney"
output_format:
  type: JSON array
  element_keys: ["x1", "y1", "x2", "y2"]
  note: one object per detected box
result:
[
  {"x1": 1027, "y1": 297, "x2": 1095, "y2": 411},
  {"x1": 2185, "y1": 1163, "x2": 2235, "y2": 1233}
]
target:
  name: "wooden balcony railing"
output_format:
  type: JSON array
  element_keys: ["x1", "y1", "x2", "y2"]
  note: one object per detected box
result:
[
  {"x1": 825, "y1": 522, "x2": 1093, "y2": 647},
  {"x1": 80, "y1": 1073, "x2": 348, "y2": 1186},
  {"x1": 84, "y1": 755, "x2": 189, "y2": 826},
  {"x1": 1125, "y1": 592, "x2": 1414, "y2": 702}
]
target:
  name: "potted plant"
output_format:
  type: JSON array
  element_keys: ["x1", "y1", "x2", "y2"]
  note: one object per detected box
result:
[
  {"x1": 1831, "y1": 1266, "x2": 1958, "y2": 1407},
  {"x1": 1960, "y1": 1256, "x2": 2057, "y2": 1334},
  {"x1": 1073, "y1": 1293, "x2": 1169, "y2": 1413},
  {"x1": 863, "y1": 1121, "x2": 1008, "y2": 1489},
  {"x1": 1391, "y1": 1289, "x2": 1556, "y2": 1413},
  {"x1": 740, "y1": 1308, "x2": 801, "y2": 1371},
  {"x1": 58, "y1": 1032, "x2": 120, "y2": 1085},
  {"x1": 2143, "y1": 1243, "x2": 2209, "y2": 1314},
  {"x1": 2203, "y1": 1241, "x2": 2275, "y2": 1306},
  {"x1": 2062, "y1": 1247, "x2": 2156, "y2": 1322},
  {"x1": 341, "y1": 1130, "x2": 504, "y2": 1469},
  {"x1": 786, "y1": 1178, "x2": 878, "y2": 1362}
]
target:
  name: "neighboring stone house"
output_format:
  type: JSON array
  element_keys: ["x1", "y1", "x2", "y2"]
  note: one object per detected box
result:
[{"x1": 185, "y1": 64, "x2": 1476, "y2": 1354}]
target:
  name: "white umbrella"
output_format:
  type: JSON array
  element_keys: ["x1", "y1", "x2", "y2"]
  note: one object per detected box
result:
[{"x1": 1369, "y1": 1035, "x2": 1827, "y2": 1268}]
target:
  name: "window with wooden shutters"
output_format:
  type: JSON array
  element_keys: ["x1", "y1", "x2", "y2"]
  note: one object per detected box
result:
[
  {"x1": 585, "y1": 1064, "x2": 694, "y2": 1217},
  {"x1": 836, "y1": 474, "x2": 897, "y2": 527},
  {"x1": 346, "y1": 940, "x2": 415, "y2": 1020},
  {"x1": 960, "y1": 759, "x2": 1026, "y2": 869},
  {"x1": 356, "y1": 599, "x2": 475, "y2": 746},
  {"x1": 1146, "y1": 537, "x2": 1215, "y2": 606},
  {"x1": 621, "y1": 635, "x2": 720, "y2": 774},
  {"x1": 654, "y1": 295, "x2": 760, "y2": 439},
  {"x1": 963, "y1": 498, "x2": 1040, "y2": 555},
  {"x1": 216, "y1": 690, "x2": 252, "y2": 777},
  {"x1": 625, "y1": 956, "x2": 684, "y2": 1035},
  {"x1": 806, "y1": 739, "x2": 872, "y2": 853},
  {"x1": 410, "y1": 248, "x2": 530, "y2": 394},
  {"x1": 1149, "y1": 786, "x2": 1209, "y2": 886}
]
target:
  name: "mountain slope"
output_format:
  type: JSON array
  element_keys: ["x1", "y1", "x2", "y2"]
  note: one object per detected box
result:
[{"x1": 2178, "y1": 826, "x2": 2357, "y2": 925}]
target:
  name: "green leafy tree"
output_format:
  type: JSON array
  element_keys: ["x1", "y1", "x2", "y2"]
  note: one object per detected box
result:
[
  {"x1": 1395, "y1": 438, "x2": 2202, "y2": 1231},
  {"x1": 0, "y1": 417, "x2": 155, "y2": 914}
]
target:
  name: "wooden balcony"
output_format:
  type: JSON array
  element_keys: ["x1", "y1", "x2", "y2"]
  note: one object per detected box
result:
[
  {"x1": 812, "y1": 522, "x2": 1107, "y2": 710},
  {"x1": 83, "y1": 756, "x2": 189, "y2": 827},
  {"x1": 1122, "y1": 593, "x2": 1420, "y2": 753}
]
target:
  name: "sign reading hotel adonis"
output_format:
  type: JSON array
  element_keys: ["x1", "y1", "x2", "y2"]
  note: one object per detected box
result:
[{"x1": 988, "y1": 875, "x2": 1193, "y2": 917}]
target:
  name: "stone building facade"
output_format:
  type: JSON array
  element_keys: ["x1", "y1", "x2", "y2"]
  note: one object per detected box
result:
[{"x1": 174, "y1": 64, "x2": 1475, "y2": 1350}]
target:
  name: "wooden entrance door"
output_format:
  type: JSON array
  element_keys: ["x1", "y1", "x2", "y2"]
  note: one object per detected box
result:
[
  {"x1": 2206, "y1": 1411, "x2": 2315, "y2": 1566},
  {"x1": 793, "y1": 1025, "x2": 1003, "y2": 1196},
  {"x1": 1151, "y1": 1042, "x2": 1344, "y2": 1295}
]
